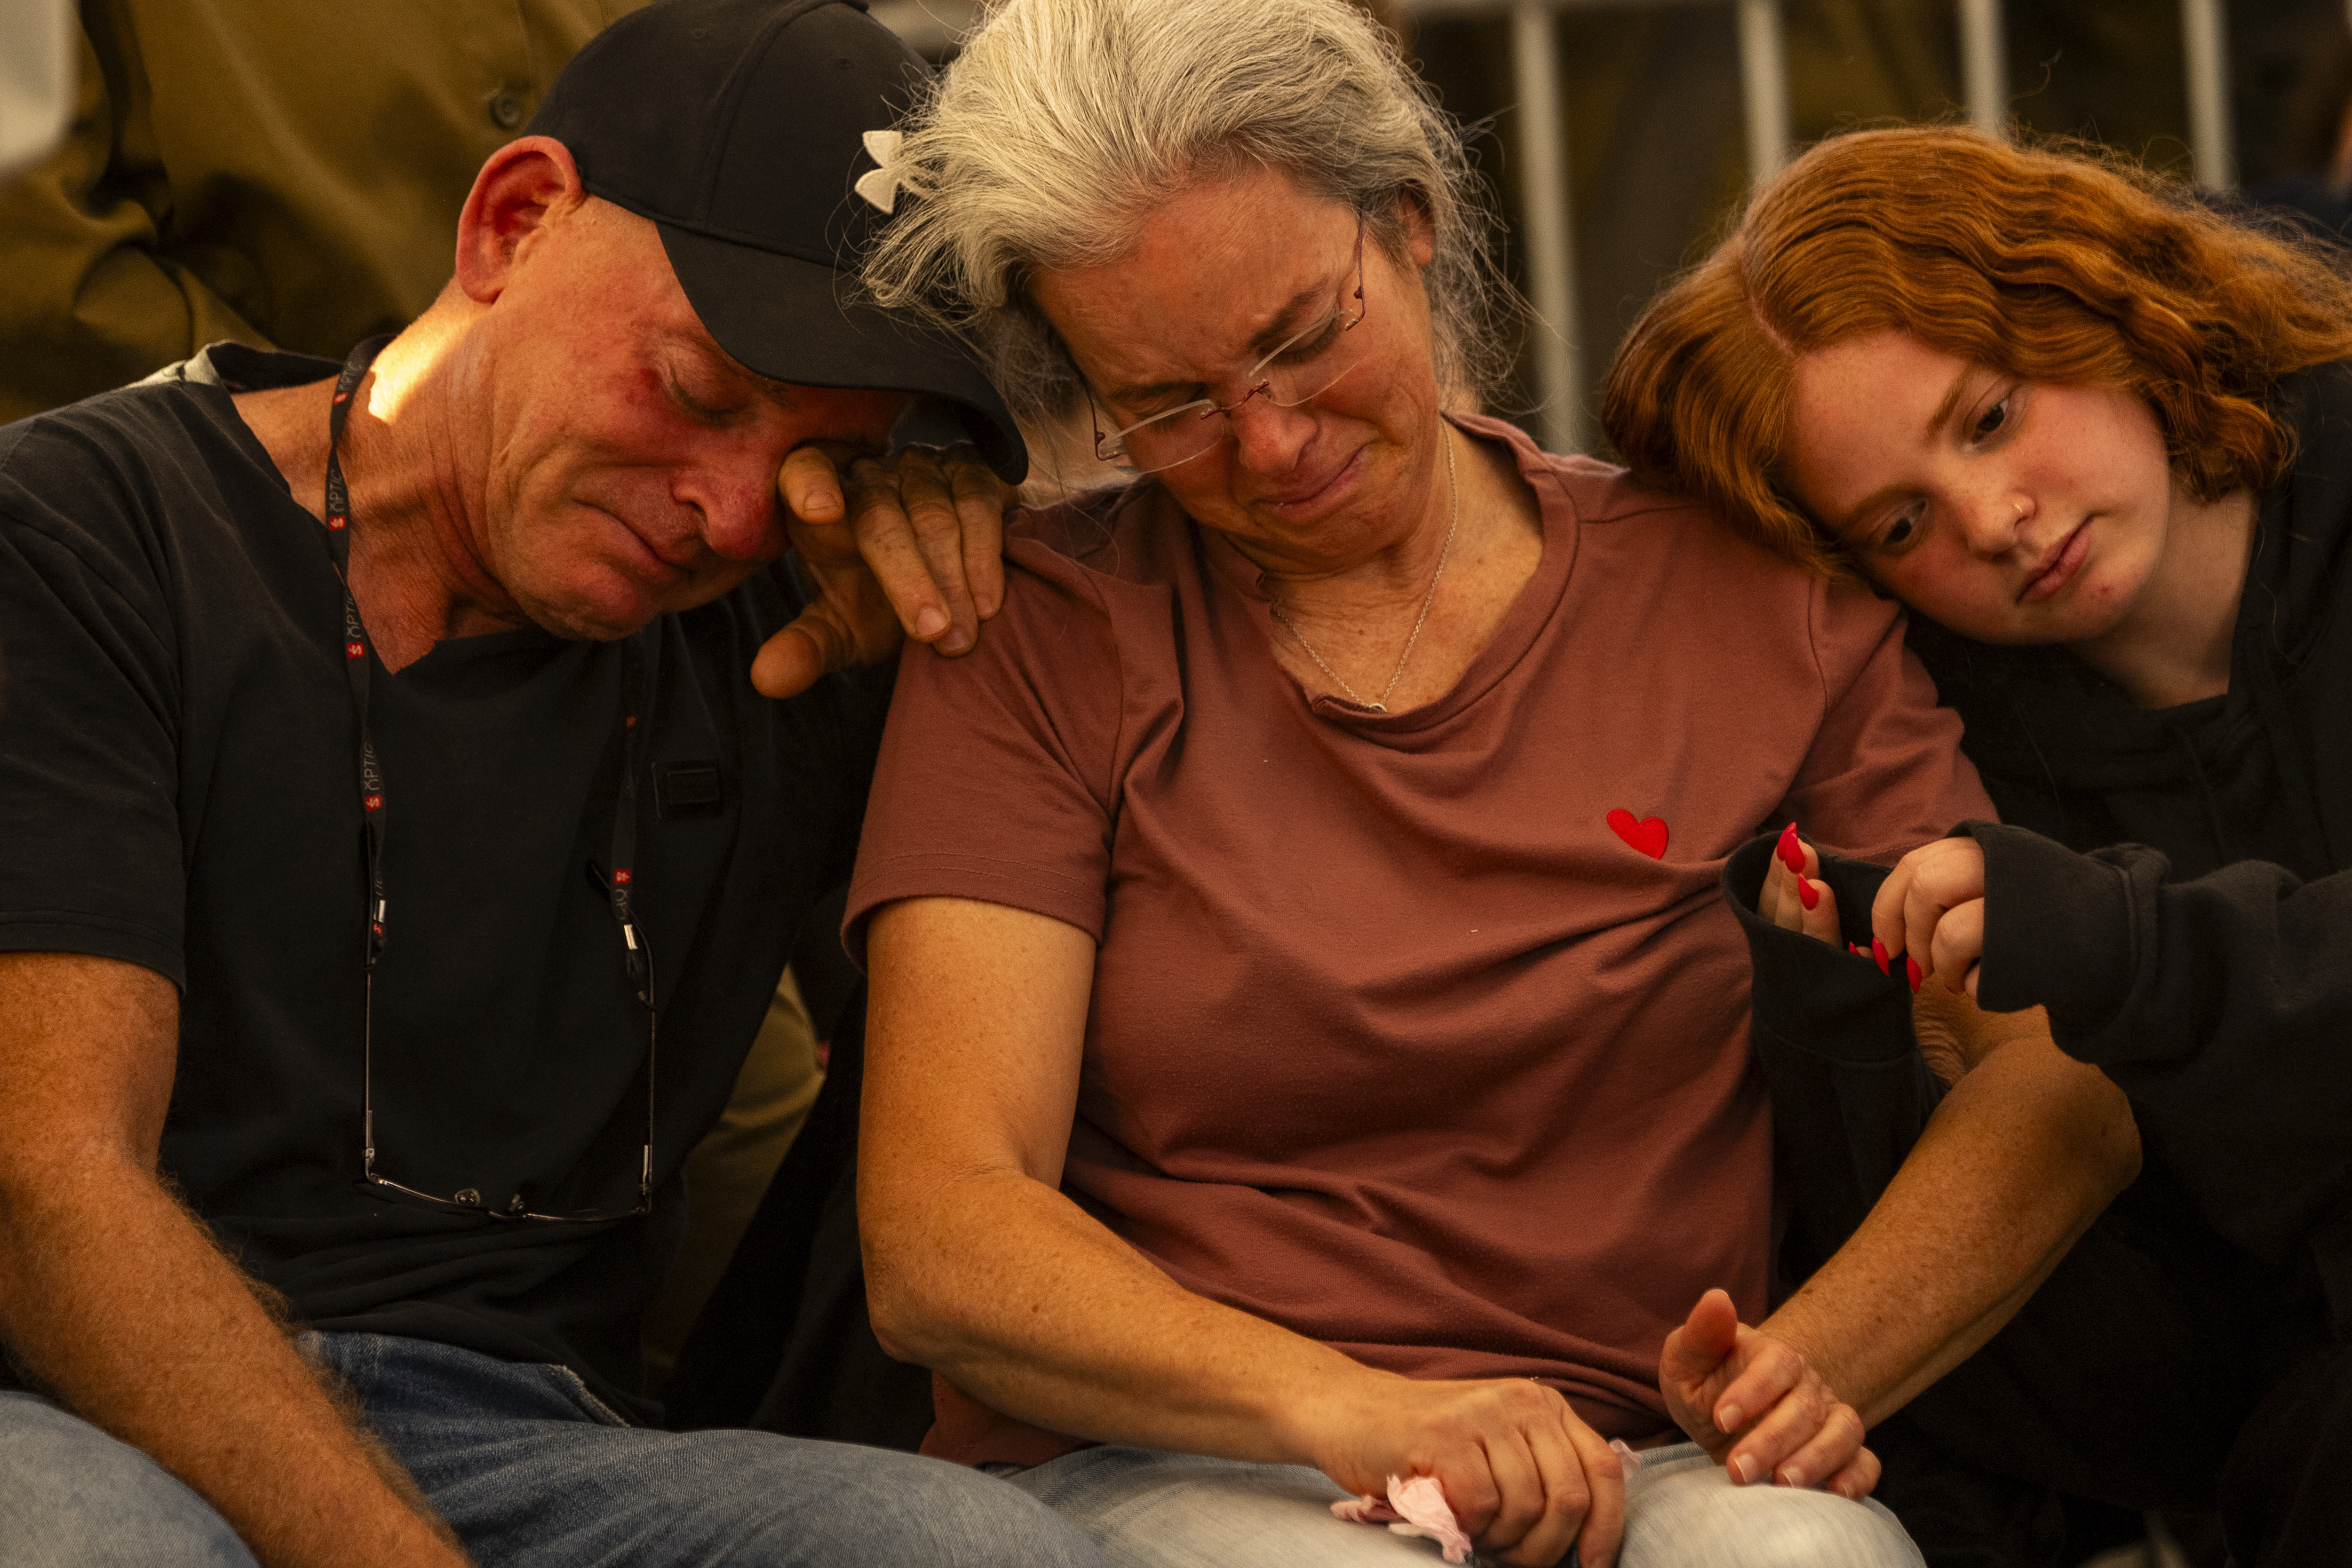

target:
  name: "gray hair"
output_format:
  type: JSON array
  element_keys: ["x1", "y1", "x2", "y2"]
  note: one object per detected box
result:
[{"x1": 860, "y1": 0, "x2": 1519, "y2": 427}]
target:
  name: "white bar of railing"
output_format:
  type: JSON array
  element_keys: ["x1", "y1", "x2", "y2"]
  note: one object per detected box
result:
[
  {"x1": 1958, "y1": 0, "x2": 2006, "y2": 137},
  {"x1": 1511, "y1": 0, "x2": 1583, "y2": 452},
  {"x1": 1737, "y1": 0, "x2": 1791, "y2": 184},
  {"x1": 2181, "y1": 0, "x2": 2233, "y2": 187}
]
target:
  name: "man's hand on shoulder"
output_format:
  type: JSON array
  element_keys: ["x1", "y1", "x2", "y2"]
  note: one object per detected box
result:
[{"x1": 751, "y1": 443, "x2": 1014, "y2": 698}]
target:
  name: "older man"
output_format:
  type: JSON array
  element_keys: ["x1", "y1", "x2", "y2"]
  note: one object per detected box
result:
[{"x1": 0, "y1": 3, "x2": 1105, "y2": 1565}]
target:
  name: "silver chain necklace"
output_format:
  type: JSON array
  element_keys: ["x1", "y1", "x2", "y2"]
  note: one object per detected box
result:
[{"x1": 1271, "y1": 428, "x2": 1460, "y2": 713}]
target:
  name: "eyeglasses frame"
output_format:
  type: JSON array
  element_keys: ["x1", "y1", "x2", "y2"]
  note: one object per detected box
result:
[
  {"x1": 359, "y1": 914, "x2": 657, "y2": 1225},
  {"x1": 1089, "y1": 212, "x2": 1371, "y2": 473}
]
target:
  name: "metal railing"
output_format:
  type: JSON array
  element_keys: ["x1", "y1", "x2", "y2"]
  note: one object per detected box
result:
[
  {"x1": 872, "y1": 0, "x2": 2245, "y2": 454},
  {"x1": 1409, "y1": 0, "x2": 2240, "y2": 451}
]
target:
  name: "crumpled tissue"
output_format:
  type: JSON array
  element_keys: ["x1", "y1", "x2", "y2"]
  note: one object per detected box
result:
[{"x1": 1330, "y1": 1441, "x2": 1644, "y2": 1564}]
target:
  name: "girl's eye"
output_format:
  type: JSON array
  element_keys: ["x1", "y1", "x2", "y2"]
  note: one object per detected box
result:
[
  {"x1": 1879, "y1": 504, "x2": 1924, "y2": 551},
  {"x1": 1971, "y1": 393, "x2": 2013, "y2": 442}
]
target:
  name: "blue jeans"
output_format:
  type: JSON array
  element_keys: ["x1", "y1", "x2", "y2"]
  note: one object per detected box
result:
[
  {"x1": 0, "y1": 1332, "x2": 1108, "y2": 1568},
  {"x1": 1001, "y1": 1441, "x2": 1923, "y2": 1567}
]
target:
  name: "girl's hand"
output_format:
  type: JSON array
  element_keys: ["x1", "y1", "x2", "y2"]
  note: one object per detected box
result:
[
  {"x1": 1658, "y1": 1290, "x2": 1880, "y2": 1501},
  {"x1": 1869, "y1": 838, "x2": 1987, "y2": 998},
  {"x1": 1759, "y1": 823, "x2": 1841, "y2": 946}
]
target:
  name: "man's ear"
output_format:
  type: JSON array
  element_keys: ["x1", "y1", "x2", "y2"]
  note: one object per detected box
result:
[{"x1": 453, "y1": 136, "x2": 586, "y2": 304}]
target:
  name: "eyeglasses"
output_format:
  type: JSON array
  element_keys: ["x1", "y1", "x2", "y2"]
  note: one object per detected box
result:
[
  {"x1": 357, "y1": 839, "x2": 658, "y2": 1225},
  {"x1": 359, "y1": 948, "x2": 657, "y2": 1224},
  {"x1": 356, "y1": 753, "x2": 657, "y2": 1225},
  {"x1": 1089, "y1": 214, "x2": 1371, "y2": 475}
]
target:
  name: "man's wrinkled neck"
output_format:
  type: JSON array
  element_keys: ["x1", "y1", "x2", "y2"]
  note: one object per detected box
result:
[{"x1": 233, "y1": 314, "x2": 528, "y2": 672}]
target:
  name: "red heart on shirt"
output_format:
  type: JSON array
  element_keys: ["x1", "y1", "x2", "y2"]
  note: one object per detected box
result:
[{"x1": 1606, "y1": 808, "x2": 1669, "y2": 859}]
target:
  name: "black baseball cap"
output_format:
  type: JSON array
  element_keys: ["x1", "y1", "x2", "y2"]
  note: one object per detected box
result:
[{"x1": 529, "y1": 0, "x2": 1026, "y2": 482}]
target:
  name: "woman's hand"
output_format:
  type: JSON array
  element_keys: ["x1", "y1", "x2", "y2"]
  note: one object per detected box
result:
[
  {"x1": 1658, "y1": 1289, "x2": 1879, "y2": 1501},
  {"x1": 1870, "y1": 837, "x2": 1986, "y2": 998},
  {"x1": 1307, "y1": 1373, "x2": 1626, "y2": 1568},
  {"x1": 1758, "y1": 823, "x2": 1841, "y2": 945},
  {"x1": 751, "y1": 443, "x2": 1015, "y2": 698}
]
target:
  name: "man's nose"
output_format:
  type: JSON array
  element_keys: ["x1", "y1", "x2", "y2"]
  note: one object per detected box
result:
[{"x1": 680, "y1": 473, "x2": 787, "y2": 562}]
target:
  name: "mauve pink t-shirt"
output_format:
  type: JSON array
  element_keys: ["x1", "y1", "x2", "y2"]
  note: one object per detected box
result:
[{"x1": 848, "y1": 415, "x2": 1990, "y2": 1465}]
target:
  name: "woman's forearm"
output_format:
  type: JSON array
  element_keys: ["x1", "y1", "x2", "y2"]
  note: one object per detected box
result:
[
  {"x1": 858, "y1": 895, "x2": 1396, "y2": 1469},
  {"x1": 1758, "y1": 1013, "x2": 2141, "y2": 1426},
  {"x1": 862, "y1": 1159, "x2": 1389, "y2": 1465}
]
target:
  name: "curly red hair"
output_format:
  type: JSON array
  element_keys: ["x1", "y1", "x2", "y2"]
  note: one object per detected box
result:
[{"x1": 1601, "y1": 126, "x2": 2352, "y2": 576}]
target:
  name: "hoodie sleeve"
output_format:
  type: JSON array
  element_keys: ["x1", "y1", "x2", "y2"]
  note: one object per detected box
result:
[
  {"x1": 1721, "y1": 836, "x2": 1945, "y2": 1280},
  {"x1": 1967, "y1": 820, "x2": 2352, "y2": 1297}
]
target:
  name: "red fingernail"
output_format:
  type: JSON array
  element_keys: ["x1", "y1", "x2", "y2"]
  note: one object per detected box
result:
[
  {"x1": 1848, "y1": 942, "x2": 1865, "y2": 957},
  {"x1": 1906, "y1": 955, "x2": 1923, "y2": 993},
  {"x1": 1871, "y1": 936, "x2": 1890, "y2": 976},
  {"x1": 1775, "y1": 822, "x2": 1804, "y2": 873},
  {"x1": 1797, "y1": 878, "x2": 1819, "y2": 911}
]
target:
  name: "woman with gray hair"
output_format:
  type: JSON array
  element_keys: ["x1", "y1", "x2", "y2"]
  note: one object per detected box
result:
[{"x1": 840, "y1": 2, "x2": 1994, "y2": 1563}]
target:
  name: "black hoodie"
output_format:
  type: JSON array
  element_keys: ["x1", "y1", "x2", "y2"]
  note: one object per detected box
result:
[
  {"x1": 1736, "y1": 361, "x2": 2352, "y2": 1335},
  {"x1": 1921, "y1": 361, "x2": 2352, "y2": 1319}
]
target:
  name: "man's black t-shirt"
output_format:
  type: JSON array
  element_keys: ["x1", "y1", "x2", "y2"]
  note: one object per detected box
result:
[{"x1": 0, "y1": 345, "x2": 888, "y2": 1421}]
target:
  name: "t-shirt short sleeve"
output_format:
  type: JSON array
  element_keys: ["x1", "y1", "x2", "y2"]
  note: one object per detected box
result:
[
  {"x1": 0, "y1": 418, "x2": 187, "y2": 983},
  {"x1": 845, "y1": 532, "x2": 1133, "y2": 961},
  {"x1": 1782, "y1": 572, "x2": 1992, "y2": 863}
]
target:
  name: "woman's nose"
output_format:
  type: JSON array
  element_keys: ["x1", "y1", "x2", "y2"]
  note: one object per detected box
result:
[{"x1": 1224, "y1": 396, "x2": 1318, "y2": 475}]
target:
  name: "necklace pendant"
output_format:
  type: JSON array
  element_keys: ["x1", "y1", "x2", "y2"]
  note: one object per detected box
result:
[{"x1": 1363, "y1": 702, "x2": 1387, "y2": 713}]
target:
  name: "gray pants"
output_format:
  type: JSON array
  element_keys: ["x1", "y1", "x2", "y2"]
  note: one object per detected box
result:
[{"x1": 1003, "y1": 1441, "x2": 1923, "y2": 1568}]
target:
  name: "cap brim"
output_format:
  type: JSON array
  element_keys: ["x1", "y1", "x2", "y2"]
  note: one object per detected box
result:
[{"x1": 659, "y1": 223, "x2": 1028, "y2": 484}]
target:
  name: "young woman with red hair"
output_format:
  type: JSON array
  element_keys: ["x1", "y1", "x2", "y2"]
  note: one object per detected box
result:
[{"x1": 1604, "y1": 127, "x2": 2352, "y2": 1567}]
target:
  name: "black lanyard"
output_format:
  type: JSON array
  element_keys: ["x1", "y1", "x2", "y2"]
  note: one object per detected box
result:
[{"x1": 324, "y1": 340, "x2": 655, "y2": 1219}]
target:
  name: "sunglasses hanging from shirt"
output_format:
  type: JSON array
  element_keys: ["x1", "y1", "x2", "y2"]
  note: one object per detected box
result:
[{"x1": 320, "y1": 338, "x2": 655, "y2": 1223}]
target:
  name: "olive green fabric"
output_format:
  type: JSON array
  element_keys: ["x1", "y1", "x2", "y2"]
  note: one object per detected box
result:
[
  {"x1": 641, "y1": 969, "x2": 827, "y2": 1390},
  {"x1": 0, "y1": 0, "x2": 646, "y2": 423}
]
